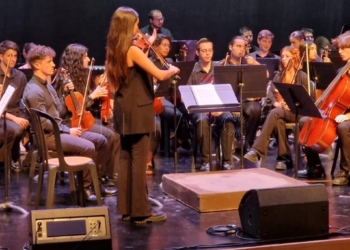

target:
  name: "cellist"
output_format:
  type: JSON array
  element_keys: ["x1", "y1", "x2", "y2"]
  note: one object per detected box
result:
[
  {"x1": 55, "y1": 44, "x2": 118, "y2": 195},
  {"x1": 298, "y1": 32, "x2": 350, "y2": 184},
  {"x1": 244, "y1": 46, "x2": 309, "y2": 170}
]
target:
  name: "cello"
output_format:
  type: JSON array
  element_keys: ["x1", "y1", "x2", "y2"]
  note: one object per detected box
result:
[{"x1": 299, "y1": 60, "x2": 350, "y2": 153}]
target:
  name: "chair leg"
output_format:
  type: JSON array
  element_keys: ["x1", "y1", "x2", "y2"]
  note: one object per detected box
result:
[
  {"x1": 35, "y1": 162, "x2": 45, "y2": 209},
  {"x1": 89, "y1": 164, "x2": 102, "y2": 206},
  {"x1": 68, "y1": 172, "x2": 77, "y2": 206},
  {"x1": 27, "y1": 150, "x2": 38, "y2": 204},
  {"x1": 331, "y1": 141, "x2": 340, "y2": 177},
  {"x1": 46, "y1": 168, "x2": 59, "y2": 209}
]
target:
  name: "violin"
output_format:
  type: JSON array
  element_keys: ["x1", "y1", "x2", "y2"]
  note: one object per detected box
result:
[
  {"x1": 97, "y1": 73, "x2": 112, "y2": 124},
  {"x1": 63, "y1": 68, "x2": 95, "y2": 131}
]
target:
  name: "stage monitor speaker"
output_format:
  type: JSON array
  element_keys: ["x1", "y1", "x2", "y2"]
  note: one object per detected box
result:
[
  {"x1": 239, "y1": 184, "x2": 329, "y2": 240},
  {"x1": 29, "y1": 207, "x2": 112, "y2": 250}
]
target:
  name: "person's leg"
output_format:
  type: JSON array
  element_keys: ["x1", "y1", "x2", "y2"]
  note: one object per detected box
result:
[
  {"x1": 242, "y1": 101, "x2": 261, "y2": 149},
  {"x1": 333, "y1": 121, "x2": 350, "y2": 185},
  {"x1": 192, "y1": 113, "x2": 210, "y2": 170},
  {"x1": 218, "y1": 112, "x2": 235, "y2": 169}
]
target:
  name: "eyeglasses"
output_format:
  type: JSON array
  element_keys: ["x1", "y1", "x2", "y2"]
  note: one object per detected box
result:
[
  {"x1": 305, "y1": 36, "x2": 314, "y2": 40},
  {"x1": 199, "y1": 49, "x2": 213, "y2": 53},
  {"x1": 153, "y1": 17, "x2": 165, "y2": 22}
]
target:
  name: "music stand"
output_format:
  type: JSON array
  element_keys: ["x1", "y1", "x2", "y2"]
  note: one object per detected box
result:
[
  {"x1": 179, "y1": 84, "x2": 239, "y2": 171},
  {"x1": 0, "y1": 85, "x2": 28, "y2": 215},
  {"x1": 302, "y1": 62, "x2": 336, "y2": 90},
  {"x1": 155, "y1": 61, "x2": 195, "y2": 172},
  {"x1": 273, "y1": 82, "x2": 322, "y2": 179},
  {"x1": 256, "y1": 58, "x2": 280, "y2": 81},
  {"x1": 169, "y1": 40, "x2": 197, "y2": 62},
  {"x1": 214, "y1": 65, "x2": 268, "y2": 167}
]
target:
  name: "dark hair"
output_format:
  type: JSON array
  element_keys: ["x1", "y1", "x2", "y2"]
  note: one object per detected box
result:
[
  {"x1": 301, "y1": 28, "x2": 314, "y2": 35},
  {"x1": 239, "y1": 26, "x2": 251, "y2": 35},
  {"x1": 290, "y1": 31, "x2": 306, "y2": 41},
  {"x1": 23, "y1": 43, "x2": 36, "y2": 54},
  {"x1": 229, "y1": 36, "x2": 246, "y2": 46},
  {"x1": 154, "y1": 34, "x2": 171, "y2": 47},
  {"x1": 196, "y1": 38, "x2": 213, "y2": 50},
  {"x1": 148, "y1": 9, "x2": 161, "y2": 19},
  {"x1": 257, "y1": 30, "x2": 274, "y2": 40},
  {"x1": 27, "y1": 45, "x2": 56, "y2": 68},
  {"x1": 106, "y1": 7, "x2": 139, "y2": 91},
  {"x1": 0, "y1": 40, "x2": 19, "y2": 55},
  {"x1": 59, "y1": 43, "x2": 88, "y2": 94}
]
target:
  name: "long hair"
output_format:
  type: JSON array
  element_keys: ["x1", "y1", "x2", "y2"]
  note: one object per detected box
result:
[
  {"x1": 59, "y1": 43, "x2": 88, "y2": 94},
  {"x1": 279, "y1": 46, "x2": 301, "y2": 72},
  {"x1": 106, "y1": 7, "x2": 138, "y2": 91},
  {"x1": 332, "y1": 32, "x2": 350, "y2": 49}
]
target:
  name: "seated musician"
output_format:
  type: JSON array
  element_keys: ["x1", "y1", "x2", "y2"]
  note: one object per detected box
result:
[
  {"x1": 244, "y1": 46, "x2": 309, "y2": 170},
  {"x1": 223, "y1": 36, "x2": 264, "y2": 153},
  {"x1": 301, "y1": 27, "x2": 315, "y2": 42},
  {"x1": 298, "y1": 32, "x2": 350, "y2": 183},
  {"x1": 289, "y1": 30, "x2": 306, "y2": 49},
  {"x1": 188, "y1": 38, "x2": 236, "y2": 171},
  {"x1": 54, "y1": 44, "x2": 118, "y2": 194},
  {"x1": 250, "y1": 29, "x2": 279, "y2": 59},
  {"x1": 19, "y1": 42, "x2": 36, "y2": 69},
  {"x1": 23, "y1": 44, "x2": 111, "y2": 201},
  {"x1": 140, "y1": 9, "x2": 174, "y2": 40},
  {"x1": 239, "y1": 26, "x2": 258, "y2": 53},
  {"x1": 0, "y1": 40, "x2": 30, "y2": 171}
]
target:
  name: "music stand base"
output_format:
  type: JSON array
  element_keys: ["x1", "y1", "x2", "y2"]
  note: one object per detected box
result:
[{"x1": 0, "y1": 201, "x2": 28, "y2": 215}]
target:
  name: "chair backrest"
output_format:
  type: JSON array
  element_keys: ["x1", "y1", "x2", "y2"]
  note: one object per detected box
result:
[{"x1": 29, "y1": 108, "x2": 67, "y2": 168}]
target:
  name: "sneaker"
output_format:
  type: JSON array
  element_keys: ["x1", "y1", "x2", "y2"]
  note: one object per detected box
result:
[
  {"x1": 11, "y1": 161, "x2": 22, "y2": 172},
  {"x1": 275, "y1": 155, "x2": 293, "y2": 170},
  {"x1": 275, "y1": 161, "x2": 287, "y2": 170},
  {"x1": 332, "y1": 171, "x2": 349, "y2": 186},
  {"x1": 200, "y1": 162, "x2": 210, "y2": 171},
  {"x1": 85, "y1": 188, "x2": 97, "y2": 202},
  {"x1": 132, "y1": 210, "x2": 167, "y2": 224},
  {"x1": 298, "y1": 165, "x2": 325, "y2": 179},
  {"x1": 223, "y1": 162, "x2": 232, "y2": 170},
  {"x1": 244, "y1": 150, "x2": 260, "y2": 163}
]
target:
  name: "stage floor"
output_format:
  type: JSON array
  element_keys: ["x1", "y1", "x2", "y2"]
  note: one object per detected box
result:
[{"x1": 1, "y1": 143, "x2": 350, "y2": 250}]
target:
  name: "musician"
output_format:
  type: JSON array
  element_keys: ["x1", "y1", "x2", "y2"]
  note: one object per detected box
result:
[
  {"x1": 289, "y1": 30, "x2": 306, "y2": 49},
  {"x1": 301, "y1": 28, "x2": 314, "y2": 42},
  {"x1": 244, "y1": 46, "x2": 309, "y2": 169},
  {"x1": 225, "y1": 36, "x2": 263, "y2": 153},
  {"x1": 106, "y1": 7, "x2": 179, "y2": 223},
  {"x1": 140, "y1": 9, "x2": 174, "y2": 40},
  {"x1": 187, "y1": 38, "x2": 235, "y2": 171},
  {"x1": 298, "y1": 32, "x2": 350, "y2": 183},
  {"x1": 301, "y1": 42, "x2": 331, "y2": 63},
  {"x1": 55, "y1": 44, "x2": 119, "y2": 191},
  {"x1": 239, "y1": 26, "x2": 258, "y2": 53},
  {"x1": 250, "y1": 30, "x2": 279, "y2": 59},
  {"x1": 23, "y1": 44, "x2": 109, "y2": 202},
  {"x1": 0, "y1": 40, "x2": 29, "y2": 171},
  {"x1": 19, "y1": 42, "x2": 36, "y2": 69}
]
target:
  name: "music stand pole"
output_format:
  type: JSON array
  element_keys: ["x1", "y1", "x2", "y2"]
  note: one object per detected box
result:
[
  {"x1": 0, "y1": 111, "x2": 28, "y2": 214},
  {"x1": 172, "y1": 79, "x2": 178, "y2": 173},
  {"x1": 239, "y1": 77, "x2": 244, "y2": 169}
]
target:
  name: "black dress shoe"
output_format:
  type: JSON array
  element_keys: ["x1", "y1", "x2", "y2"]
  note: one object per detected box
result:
[
  {"x1": 298, "y1": 165, "x2": 325, "y2": 179},
  {"x1": 332, "y1": 171, "x2": 349, "y2": 186},
  {"x1": 100, "y1": 185, "x2": 117, "y2": 197}
]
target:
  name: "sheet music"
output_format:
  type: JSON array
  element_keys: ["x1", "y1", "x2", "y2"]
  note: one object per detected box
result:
[
  {"x1": 191, "y1": 84, "x2": 223, "y2": 105},
  {"x1": 0, "y1": 85, "x2": 16, "y2": 117}
]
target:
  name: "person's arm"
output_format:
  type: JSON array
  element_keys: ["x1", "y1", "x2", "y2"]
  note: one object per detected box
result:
[{"x1": 128, "y1": 46, "x2": 179, "y2": 81}]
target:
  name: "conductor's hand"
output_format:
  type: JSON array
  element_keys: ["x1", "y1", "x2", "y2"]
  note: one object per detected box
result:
[
  {"x1": 70, "y1": 127, "x2": 82, "y2": 137},
  {"x1": 91, "y1": 85, "x2": 108, "y2": 99},
  {"x1": 169, "y1": 65, "x2": 180, "y2": 75}
]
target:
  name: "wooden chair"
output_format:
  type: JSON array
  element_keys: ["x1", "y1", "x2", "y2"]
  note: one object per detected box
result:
[{"x1": 27, "y1": 108, "x2": 102, "y2": 209}]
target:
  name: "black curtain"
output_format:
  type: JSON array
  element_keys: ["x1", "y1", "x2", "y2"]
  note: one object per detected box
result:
[{"x1": 0, "y1": 0, "x2": 349, "y2": 64}]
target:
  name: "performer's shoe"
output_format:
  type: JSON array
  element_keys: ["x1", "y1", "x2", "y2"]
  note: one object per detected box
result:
[
  {"x1": 100, "y1": 176, "x2": 115, "y2": 187},
  {"x1": 332, "y1": 171, "x2": 349, "y2": 186},
  {"x1": 244, "y1": 150, "x2": 260, "y2": 163},
  {"x1": 122, "y1": 215, "x2": 131, "y2": 221},
  {"x1": 223, "y1": 162, "x2": 232, "y2": 170},
  {"x1": 100, "y1": 185, "x2": 117, "y2": 197},
  {"x1": 131, "y1": 209, "x2": 167, "y2": 224},
  {"x1": 298, "y1": 165, "x2": 325, "y2": 179},
  {"x1": 84, "y1": 188, "x2": 97, "y2": 202},
  {"x1": 275, "y1": 155, "x2": 293, "y2": 170},
  {"x1": 200, "y1": 162, "x2": 210, "y2": 171}
]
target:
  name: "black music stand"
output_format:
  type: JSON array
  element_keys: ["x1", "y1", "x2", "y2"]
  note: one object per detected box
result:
[
  {"x1": 214, "y1": 65, "x2": 268, "y2": 168},
  {"x1": 273, "y1": 82, "x2": 322, "y2": 179},
  {"x1": 256, "y1": 58, "x2": 280, "y2": 81},
  {"x1": 179, "y1": 84, "x2": 239, "y2": 171},
  {"x1": 0, "y1": 85, "x2": 28, "y2": 215},
  {"x1": 302, "y1": 62, "x2": 336, "y2": 90},
  {"x1": 155, "y1": 61, "x2": 195, "y2": 173}
]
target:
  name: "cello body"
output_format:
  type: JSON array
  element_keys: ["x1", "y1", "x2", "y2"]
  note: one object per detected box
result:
[{"x1": 299, "y1": 61, "x2": 350, "y2": 153}]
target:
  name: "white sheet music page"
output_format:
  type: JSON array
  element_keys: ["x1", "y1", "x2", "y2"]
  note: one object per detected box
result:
[
  {"x1": 191, "y1": 84, "x2": 223, "y2": 105},
  {"x1": 0, "y1": 85, "x2": 16, "y2": 117}
]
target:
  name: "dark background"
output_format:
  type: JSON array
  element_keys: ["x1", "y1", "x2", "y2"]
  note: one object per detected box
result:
[{"x1": 0, "y1": 0, "x2": 349, "y2": 65}]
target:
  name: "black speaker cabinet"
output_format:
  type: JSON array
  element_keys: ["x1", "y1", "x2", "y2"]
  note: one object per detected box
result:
[
  {"x1": 29, "y1": 207, "x2": 112, "y2": 250},
  {"x1": 239, "y1": 184, "x2": 329, "y2": 240}
]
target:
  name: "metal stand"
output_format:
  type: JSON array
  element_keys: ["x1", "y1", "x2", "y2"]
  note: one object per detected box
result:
[
  {"x1": 172, "y1": 78, "x2": 178, "y2": 173},
  {"x1": 0, "y1": 111, "x2": 28, "y2": 215}
]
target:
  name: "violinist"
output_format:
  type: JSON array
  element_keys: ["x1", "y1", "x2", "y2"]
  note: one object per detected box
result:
[
  {"x1": 298, "y1": 32, "x2": 350, "y2": 183},
  {"x1": 23, "y1": 44, "x2": 109, "y2": 202},
  {"x1": 224, "y1": 36, "x2": 263, "y2": 154},
  {"x1": 0, "y1": 40, "x2": 29, "y2": 171},
  {"x1": 55, "y1": 44, "x2": 118, "y2": 195},
  {"x1": 187, "y1": 38, "x2": 236, "y2": 171},
  {"x1": 106, "y1": 7, "x2": 179, "y2": 224},
  {"x1": 249, "y1": 30, "x2": 279, "y2": 59},
  {"x1": 245, "y1": 46, "x2": 309, "y2": 170}
]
